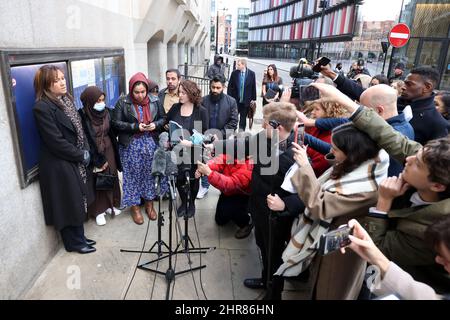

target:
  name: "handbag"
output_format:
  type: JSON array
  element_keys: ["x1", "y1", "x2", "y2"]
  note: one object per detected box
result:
[
  {"x1": 247, "y1": 100, "x2": 257, "y2": 129},
  {"x1": 95, "y1": 171, "x2": 117, "y2": 191}
]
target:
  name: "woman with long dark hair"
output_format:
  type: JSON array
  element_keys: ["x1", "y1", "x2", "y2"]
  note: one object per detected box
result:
[
  {"x1": 262, "y1": 64, "x2": 283, "y2": 106},
  {"x1": 33, "y1": 65, "x2": 96, "y2": 254},
  {"x1": 166, "y1": 80, "x2": 209, "y2": 217},
  {"x1": 275, "y1": 123, "x2": 389, "y2": 299},
  {"x1": 79, "y1": 86, "x2": 122, "y2": 226},
  {"x1": 111, "y1": 72, "x2": 167, "y2": 225}
]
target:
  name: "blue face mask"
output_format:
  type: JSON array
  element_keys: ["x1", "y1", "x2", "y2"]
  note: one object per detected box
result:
[{"x1": 93, "y1": 102, "x2": 106, "y2": 112}]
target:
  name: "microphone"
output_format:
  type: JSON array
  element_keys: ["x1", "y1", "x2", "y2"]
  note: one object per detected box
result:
[
  {"x1": 159, "y1": 132, "x2": 170, "y2": 150},
  {"x1": 165, "y1": 150, "x2": 178, "y2": 177},
  {"x1": 151, "y1": 147, "x2": 167, "y2": 193}
]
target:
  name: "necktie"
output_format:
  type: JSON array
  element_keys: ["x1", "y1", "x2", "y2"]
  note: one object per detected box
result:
[{"x1": 239, "y1": 71, "x2": 245, "y2": 103}]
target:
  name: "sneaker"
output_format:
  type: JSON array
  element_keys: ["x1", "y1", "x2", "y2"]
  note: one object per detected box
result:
[
  {"x1": 196, "y1": 185, "x2": 209, "y2": 199},
  {"x1": 235, "y1": 222, "x2": 254, "y2": 239},
  {"x1": 95, "y1": 213, "x2": 106, "y2": 226},
  {"x1": 106, "y1": 208, "x2": 121, "y2": 216}
]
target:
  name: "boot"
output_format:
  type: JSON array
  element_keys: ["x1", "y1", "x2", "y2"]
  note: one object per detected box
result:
[
  {"x1": 130, "y1": 205, "x2": 144, "y2": 225},
  {"x1": 145, "y1": 201, "x2": 157, "y2": 221}
]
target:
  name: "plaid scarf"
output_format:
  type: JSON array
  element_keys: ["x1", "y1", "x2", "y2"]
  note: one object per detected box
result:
[{"x1": 275, "y1": 149, "x2": 389, "y2": 277}]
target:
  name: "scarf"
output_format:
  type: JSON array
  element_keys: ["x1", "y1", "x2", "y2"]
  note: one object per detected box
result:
[
  {"x1": 275, "y1": 149, "x2": 389, "y2": 277},
  {"x1": 129, "y1": 72, "x2": 152, "y2": 124},
  {"x1": 80, "y1": 86, "x2": 109, "y2": 153}
]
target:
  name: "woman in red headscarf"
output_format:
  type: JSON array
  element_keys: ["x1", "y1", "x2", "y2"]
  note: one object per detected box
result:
[{"x1": 111, "y1": 72, "x2": 167, "y2": 225}]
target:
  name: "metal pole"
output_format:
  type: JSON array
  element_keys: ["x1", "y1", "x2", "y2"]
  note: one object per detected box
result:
[
  {"x1": 215, "y1": 10, "x2": 219, "y2": 54},
  {"x1": 382, "y1": 51, "x2": 388, "y2": 75},
  {"x1": 317, "y1": 8, "x2": 325, "y2": 59}
]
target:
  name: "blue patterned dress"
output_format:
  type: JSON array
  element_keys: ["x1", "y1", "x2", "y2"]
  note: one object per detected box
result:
[{"x1": 119, "y1": 105, "x2": 168, "y2": 207}]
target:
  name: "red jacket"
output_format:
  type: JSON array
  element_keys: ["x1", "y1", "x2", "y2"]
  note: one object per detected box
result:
[
  {"x1": 207, "y1": 154, "x2": 253, "y2": 196},
  {"x1": 306, "y1": 126, "x2": 332, "y2": 177}
]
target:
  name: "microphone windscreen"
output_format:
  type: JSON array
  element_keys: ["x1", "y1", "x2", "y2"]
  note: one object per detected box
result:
[
  {"x1": 165, "y1": 150, "x2": 178, "y2": 176},
  {"x1": 151, "y1": 148, "x2": 166, "y2": 176},
  {"x1": 159, "y1": 132, "x2": 169, "y2": 150}
]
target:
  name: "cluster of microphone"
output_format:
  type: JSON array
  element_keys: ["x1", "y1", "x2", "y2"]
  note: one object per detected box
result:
[{"x1": 151, "y1": 132, "x2": 179, "y2": 194}]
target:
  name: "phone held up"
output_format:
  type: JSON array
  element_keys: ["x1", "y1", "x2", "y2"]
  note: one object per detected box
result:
[
  {"x1": 312, "y1": 56, "x2": 331, "y2": 73},
  {"x1": 299, "y1": 85, "x2": 320, "y2": 102},
  {"x1": 295, "y1": 123, "x2": 305, "y2": 146},
  {"x1": 319, "y1": 225, "x2": 354, "y2": 255}
]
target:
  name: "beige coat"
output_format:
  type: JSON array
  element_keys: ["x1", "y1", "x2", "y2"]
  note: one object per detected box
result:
[
  {"x1": 292, "y1": 164, "x2": 379, "y2": 300},
  {"x1": 373, "y1": 262, "x2": 443, "y2": 300}
]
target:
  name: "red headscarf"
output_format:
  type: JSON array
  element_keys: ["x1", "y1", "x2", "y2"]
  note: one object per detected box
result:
[{"x1": 129, "y1": 72, "x2": 152, "y2": 124}]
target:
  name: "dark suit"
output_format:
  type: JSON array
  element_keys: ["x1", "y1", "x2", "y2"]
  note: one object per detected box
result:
[
  {"x1": 202, "y1": 94, "x2": 238, "y2": 138},
  {"x1": 227, "y1": 68, "x2": 257, "y2": 131}
]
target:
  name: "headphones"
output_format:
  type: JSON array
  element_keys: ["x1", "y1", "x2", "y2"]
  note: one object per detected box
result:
[{"x1": 269, "y1": 119, "x2": 280, "y2": 129}]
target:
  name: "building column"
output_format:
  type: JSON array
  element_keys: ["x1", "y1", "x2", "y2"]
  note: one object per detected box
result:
[
  {"x1": 167, "y1": 42, "x2": 178, "y2": 70},
  {"x1": 178, "y1": 43, "x2": 185, "y2": 65},
  {"x1": 147, "y1": 40, "x2": 167, "y2": 87}
]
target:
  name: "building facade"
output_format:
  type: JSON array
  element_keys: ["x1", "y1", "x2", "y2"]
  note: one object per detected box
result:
[
  {"x1": 0, "y1": 0, "x2": 210, "y2": 299},
  {"x1": 234, "y1": 8, "x2": 250, "y2": 55},
  {"x1": 249, "y1": 0, "x2": 360, "y2": 62},
  {"x1": 389, "y1": 0, "x2": 449, "y2": 90}
]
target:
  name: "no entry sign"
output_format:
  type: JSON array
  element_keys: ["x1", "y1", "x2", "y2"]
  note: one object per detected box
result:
[{"x1": 389, "y1": 23, "x2": 411, "y2": 48}]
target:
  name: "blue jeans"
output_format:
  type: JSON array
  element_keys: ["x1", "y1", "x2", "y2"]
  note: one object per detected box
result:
[{"x1": 200, "y1": 175, "x2": 209, "y2": 188}]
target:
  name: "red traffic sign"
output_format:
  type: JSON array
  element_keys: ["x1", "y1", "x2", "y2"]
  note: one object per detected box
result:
[{"x1": 389, "y1": 23, "x2": 411, "y2": 48}]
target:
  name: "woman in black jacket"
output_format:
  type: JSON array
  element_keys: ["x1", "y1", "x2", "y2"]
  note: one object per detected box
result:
[
  {"x1": 111, "y1": 72, "x2": 167, "y2": 225},
  {"x1": 79, "y1": 86, "x2": 122, "y2": 226},
  {"x1": 166, "y1": 80, "x2": 209, "y2": 217},
  {"x1": 33, "y1": 65, "x2": 96, "y2": 254}
]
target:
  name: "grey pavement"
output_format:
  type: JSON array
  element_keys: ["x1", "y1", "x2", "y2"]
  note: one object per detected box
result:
[{"x1": 23, "y1": 67, "x2": 310, "y2": 300}]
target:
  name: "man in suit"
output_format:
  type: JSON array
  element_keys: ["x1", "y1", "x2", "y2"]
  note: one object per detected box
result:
[{"x1": 227, "y1": 58, "x2": 257, "y2": 131}]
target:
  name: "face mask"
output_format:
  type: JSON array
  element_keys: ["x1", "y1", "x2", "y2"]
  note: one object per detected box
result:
[{"x1": 93, "y1": 102, "x2": 106, "y2": 112}]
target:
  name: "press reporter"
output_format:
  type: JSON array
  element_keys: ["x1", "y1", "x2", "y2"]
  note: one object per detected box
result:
[{"x1": 341, "y1": 218, "x2": 450, "y2": 300}]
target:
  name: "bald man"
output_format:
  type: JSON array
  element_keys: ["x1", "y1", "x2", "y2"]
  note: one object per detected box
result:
[{"x1": 305, "y1": 84, "x2": 415, "y2": 176}]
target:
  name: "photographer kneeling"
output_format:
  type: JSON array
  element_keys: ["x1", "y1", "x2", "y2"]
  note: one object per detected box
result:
[{"x1": 195, "y1": 146, "x2": 254, "y2": 239}]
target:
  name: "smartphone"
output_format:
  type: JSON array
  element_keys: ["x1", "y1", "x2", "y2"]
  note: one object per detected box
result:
[
  {"x1": 294, "y1": 123, "x2": 305, "y2": 146},
  {"x1": 312, "y1": 56, "x2": 331, "y2": 72},
  {"x1": 318, "y1": 225, "x2": 353, "y2": 255},
  {"x1": 299, "y1": 85, "x2": 320, "y2": 102}
]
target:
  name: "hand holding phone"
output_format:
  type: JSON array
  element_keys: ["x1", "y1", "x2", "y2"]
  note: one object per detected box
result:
[
  {"x1": 312, "y1": 57, "x2": 331, "y2": 73},
  {"x1": 299, "y1": 85, "x2": 320, "y2": 102},
  {"x1": 319, "y1": 225, "x2": 354, "y2": 255}
]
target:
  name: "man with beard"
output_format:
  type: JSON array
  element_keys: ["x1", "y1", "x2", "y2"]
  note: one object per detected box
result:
[
  {"x1": 158, "y1": 68, "x2": 181, "y2": 114},
  {"x1": 197, "y1": 74, "x2": 238, "y2": 199}
]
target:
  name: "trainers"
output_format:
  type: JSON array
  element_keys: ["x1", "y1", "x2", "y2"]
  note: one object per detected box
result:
[
  {"x1": 235, "y1": 222, "x2": 253, "y2": 239},
  {"x1": 196, "y1": 185, "x2": 209, "y2": 199},
  {"x1": 106, "y1": 208, "x2": 121, "y2": 216},
  {"x1": 95, "y1": 213, "x2": 106, "y2": 226}
]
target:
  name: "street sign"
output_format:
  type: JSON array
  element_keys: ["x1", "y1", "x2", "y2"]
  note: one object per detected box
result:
[{"x1": 389, "y1": 23, "x2": 411, "y2": 48}]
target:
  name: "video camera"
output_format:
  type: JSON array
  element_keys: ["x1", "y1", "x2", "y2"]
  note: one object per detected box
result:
[{"x1": 289, "y1": 59, "x2": 315, "y2": 99}]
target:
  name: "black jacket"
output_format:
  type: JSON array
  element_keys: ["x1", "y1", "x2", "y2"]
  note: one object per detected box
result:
[
  {"x1": 79, "y1": 109, "x2": 122, "y2": 172},
  {"x1": 398, "y1": 94, "x2": 449, "y2": 145},
  {"x1": 33, "y1": 98, "x2": 94, "y2": 230},
  {"x1": 334, "y1": 75, "x2": 449, "y2": 145},
  {"x1": 202, "y1": 94, "x2": 238, "y2": 138},
  {"x1": 227, "y1": 68, "x2": 257, "y2": 106},
  {"x1": 111, "y1": 94, "x2": 166, "y2": 147}
]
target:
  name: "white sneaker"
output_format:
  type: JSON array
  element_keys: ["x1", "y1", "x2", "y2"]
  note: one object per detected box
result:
[
  {"x1": 96, "y1": 213, "x2": 106, "y2": 226},
  {"x1": 106, "y1": 208, "x2": 121, "y2": 216},
  {"x1": 196, "y1": 185, "x2": 209, "y2": 199}
]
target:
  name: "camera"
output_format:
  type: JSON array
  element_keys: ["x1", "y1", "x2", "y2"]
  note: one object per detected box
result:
[
  {"x1": 319, "y1": 225, "x2": 353, "y2": 255},
  {"x1": 299, "y1": 85, "x2": 320, "y2": 102},
  {"x1": 289, "y1": 60, "x2": 315, "y2": 99}
]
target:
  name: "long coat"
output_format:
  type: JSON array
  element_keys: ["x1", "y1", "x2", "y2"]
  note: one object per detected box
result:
[{"x1": 33, "y1": 98, "x2": 94, "y2": 231}]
